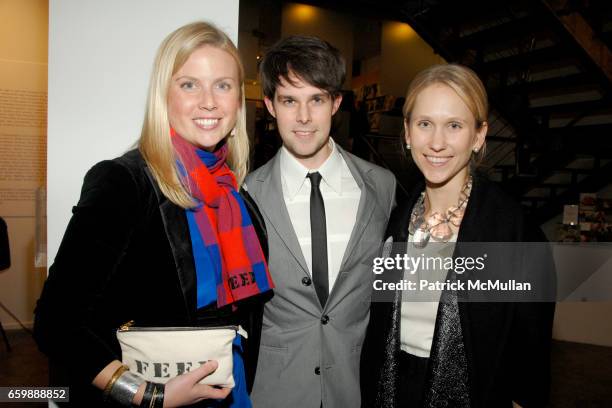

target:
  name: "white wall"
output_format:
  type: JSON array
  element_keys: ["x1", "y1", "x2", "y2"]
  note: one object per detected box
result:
[
  {"x1": 48, "y1": 0, "x2": 239, "y2": 266},
  {"x1": 542, "y1": 188, "x2": 612, "y2": 347}
]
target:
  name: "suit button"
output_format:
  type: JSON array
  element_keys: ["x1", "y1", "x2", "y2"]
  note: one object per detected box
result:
[
  {"x1": 302, "y1": 277, "x2": 312, "y2": 286},
  {"x1": 314, "y1": 366, "x2": 321, "y2": 375},
  {"x1": 321, "y1": 315, "x2": 329, "y2": 325}
]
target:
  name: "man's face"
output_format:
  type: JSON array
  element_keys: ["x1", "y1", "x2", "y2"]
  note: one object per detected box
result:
[{"x1": 264, "y1": 72, "x2": 342, "y2": 169}]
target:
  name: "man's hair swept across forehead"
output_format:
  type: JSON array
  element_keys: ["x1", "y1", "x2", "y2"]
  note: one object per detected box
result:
[{"x1": 259, "y1": 35, "x2": 346, "y2": 99}]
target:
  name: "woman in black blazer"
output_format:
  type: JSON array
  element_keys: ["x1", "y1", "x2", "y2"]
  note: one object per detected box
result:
[
  {"x1": 361, "y1": 64, "x2": 555, "y2": 408},
  {"x1": 34, "y1": 22, "x2": 273, "y2": 407}
]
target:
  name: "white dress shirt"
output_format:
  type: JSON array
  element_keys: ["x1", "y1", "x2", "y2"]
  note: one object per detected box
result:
[{"x1": 279, "y1": 139, "x2": 361, "y2": 292}]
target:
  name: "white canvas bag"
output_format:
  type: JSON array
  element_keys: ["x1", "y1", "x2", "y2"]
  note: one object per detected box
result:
[{"x1": 116, "y1": 323, "x2": 237, "y2": 388}]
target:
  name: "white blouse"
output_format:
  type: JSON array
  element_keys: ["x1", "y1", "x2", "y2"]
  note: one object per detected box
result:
[{"x1": 400, "y1": 235, "x2": 456, "y2": 358}]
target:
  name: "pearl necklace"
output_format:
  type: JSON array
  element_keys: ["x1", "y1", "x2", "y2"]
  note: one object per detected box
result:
[{"x1": 409, "y1": 176, "x2": 473, "y2": 248}]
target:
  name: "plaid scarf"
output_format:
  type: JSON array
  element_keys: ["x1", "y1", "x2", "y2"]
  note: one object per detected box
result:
[{"x1": 171, "y1": 130, "x2": 273, "y2": 308}]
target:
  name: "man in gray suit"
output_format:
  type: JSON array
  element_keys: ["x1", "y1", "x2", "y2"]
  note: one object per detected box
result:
[{"x1": 246, "y1": 36, "x2": 396, "y2": 408}]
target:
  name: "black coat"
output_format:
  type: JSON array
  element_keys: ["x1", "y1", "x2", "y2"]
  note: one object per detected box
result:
[
  {"x1": 34, "y1": 149, "x2": 268, "y2": 406},
  {"x1": 361, "y1": 174, "x2": 556, "y2": 408}
]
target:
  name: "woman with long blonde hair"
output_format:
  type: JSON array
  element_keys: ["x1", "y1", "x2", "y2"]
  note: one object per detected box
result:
[{"x1": 34, "y1": 22, "x2": 273, "y2": 407}]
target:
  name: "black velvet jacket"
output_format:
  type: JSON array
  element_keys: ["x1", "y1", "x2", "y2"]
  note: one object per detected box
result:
[
  {"x1": 361, "y1": 174, "x2": 556, "y2": 408},
  {"x1": 34, "y1": 149, "x2": 268, "y2": 406}
]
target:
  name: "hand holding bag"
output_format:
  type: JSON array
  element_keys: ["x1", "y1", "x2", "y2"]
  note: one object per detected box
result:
[{"x1": 116, "y1": 322, "x2": 236, "y2": 388}]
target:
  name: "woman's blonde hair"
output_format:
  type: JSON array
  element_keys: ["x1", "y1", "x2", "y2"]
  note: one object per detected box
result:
[
  {"x1": 138, "y1": 21, "x2": 249, "y2": 208},
  {"x1": 403, "y1": 64, "x2": 489, "y2": 163}
]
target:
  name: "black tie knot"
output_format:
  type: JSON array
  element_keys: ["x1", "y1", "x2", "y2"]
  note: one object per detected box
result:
[{"x1": 308, "y1": 172, "x2": 322, "y2": 189}]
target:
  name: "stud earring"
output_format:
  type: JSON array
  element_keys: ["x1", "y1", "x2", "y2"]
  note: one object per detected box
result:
[
  {"x1": 406, "y1": 143, "x2": 411, "y2": 150},
  {"x1": 473, "y1": 147, "x2": 479, "y2": 153}
]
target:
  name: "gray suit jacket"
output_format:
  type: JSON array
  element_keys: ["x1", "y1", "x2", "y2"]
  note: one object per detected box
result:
[{"x1": 245, "y1": 145, "x2": 396, "y2": 408}]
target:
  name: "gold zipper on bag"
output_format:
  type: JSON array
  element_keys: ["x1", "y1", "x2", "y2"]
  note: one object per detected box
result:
[
  {"x1": 119, "y1": 320, "x2": 135, "y2": 331},
  {"x1": 117, "y1": 321, "x2": 238, "y2": 333}
]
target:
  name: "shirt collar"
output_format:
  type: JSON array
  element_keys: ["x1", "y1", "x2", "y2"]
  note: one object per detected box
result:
[
  {"x1": 279, "y1": 138, "x2": 344, "y2": 199},
  {"x1": 280, "y1": 145, "x2": 309, "y2": 200},
  {"x1": 317, "y1": 139, "x2": 343, "y2": 195}
]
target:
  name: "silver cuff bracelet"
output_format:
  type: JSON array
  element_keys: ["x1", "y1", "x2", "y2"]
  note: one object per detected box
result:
[{"x1": 109, "y1": 370, "x2": 143, "y2": 406}]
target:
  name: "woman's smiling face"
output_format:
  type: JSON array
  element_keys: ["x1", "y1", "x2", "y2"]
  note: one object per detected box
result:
[
  {"x1": 405, "y1": 83, "x2": 487, "y2": 190},
  {"x1": 167, "y1": 45, "x2": 241, "y2": 151}
]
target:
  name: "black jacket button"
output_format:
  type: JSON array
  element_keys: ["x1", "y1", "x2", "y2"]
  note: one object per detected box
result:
[
  {"x1": 302, "y1": 277, "x2": 312, "y2": 286},
  {"x1": 321, "y1": 315, "x2": 329, "y2": 325},
  {"x1": 314, "y1": 366, "x2": 321, "y2": 375}
]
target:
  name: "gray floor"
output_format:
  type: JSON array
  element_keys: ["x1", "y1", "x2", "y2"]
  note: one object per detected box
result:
[{"x1": 1, "y1": 329, "x2": 612, "y2": 407}]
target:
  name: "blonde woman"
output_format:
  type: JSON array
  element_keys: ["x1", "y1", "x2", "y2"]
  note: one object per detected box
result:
[
  {"x1": 34, "y1": 22, "x2": 273, "y2": 407},
  {"x1": 362, "y1": 64, "x2": 555, "y2": 408}
]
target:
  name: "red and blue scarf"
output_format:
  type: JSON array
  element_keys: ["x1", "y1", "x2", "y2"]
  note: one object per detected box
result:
[{"x1": 171, "y1": 130, "x2": 273, "y2": 308}]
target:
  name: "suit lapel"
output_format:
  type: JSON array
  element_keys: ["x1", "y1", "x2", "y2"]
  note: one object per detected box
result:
[
  {"x1": 324, "y1": 148, "x2": 377, "y2": 309},
  {"x1": 253, "y1": 153, "x2": 310, "y2": 274},
  {"x1": 144, "y1": 167, "x2": 195, "y2": 321},
  {"x1": 337, "y1": 148, "x2": 377, "y2": 272}
]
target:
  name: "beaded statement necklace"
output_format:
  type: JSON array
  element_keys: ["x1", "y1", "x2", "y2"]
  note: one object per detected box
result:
[{"x1": 408, "y1": 176, "x2": 473, "y2": 248}]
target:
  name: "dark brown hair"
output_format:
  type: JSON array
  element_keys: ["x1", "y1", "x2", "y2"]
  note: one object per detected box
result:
[{"x1": 259, "y1": 35, "x2": 345, "y2": 99}]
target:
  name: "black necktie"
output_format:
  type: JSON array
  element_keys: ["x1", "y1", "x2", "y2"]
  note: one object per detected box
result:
[{"x1": 308, "y1": 172, "x2": 328, "y2": 307}]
